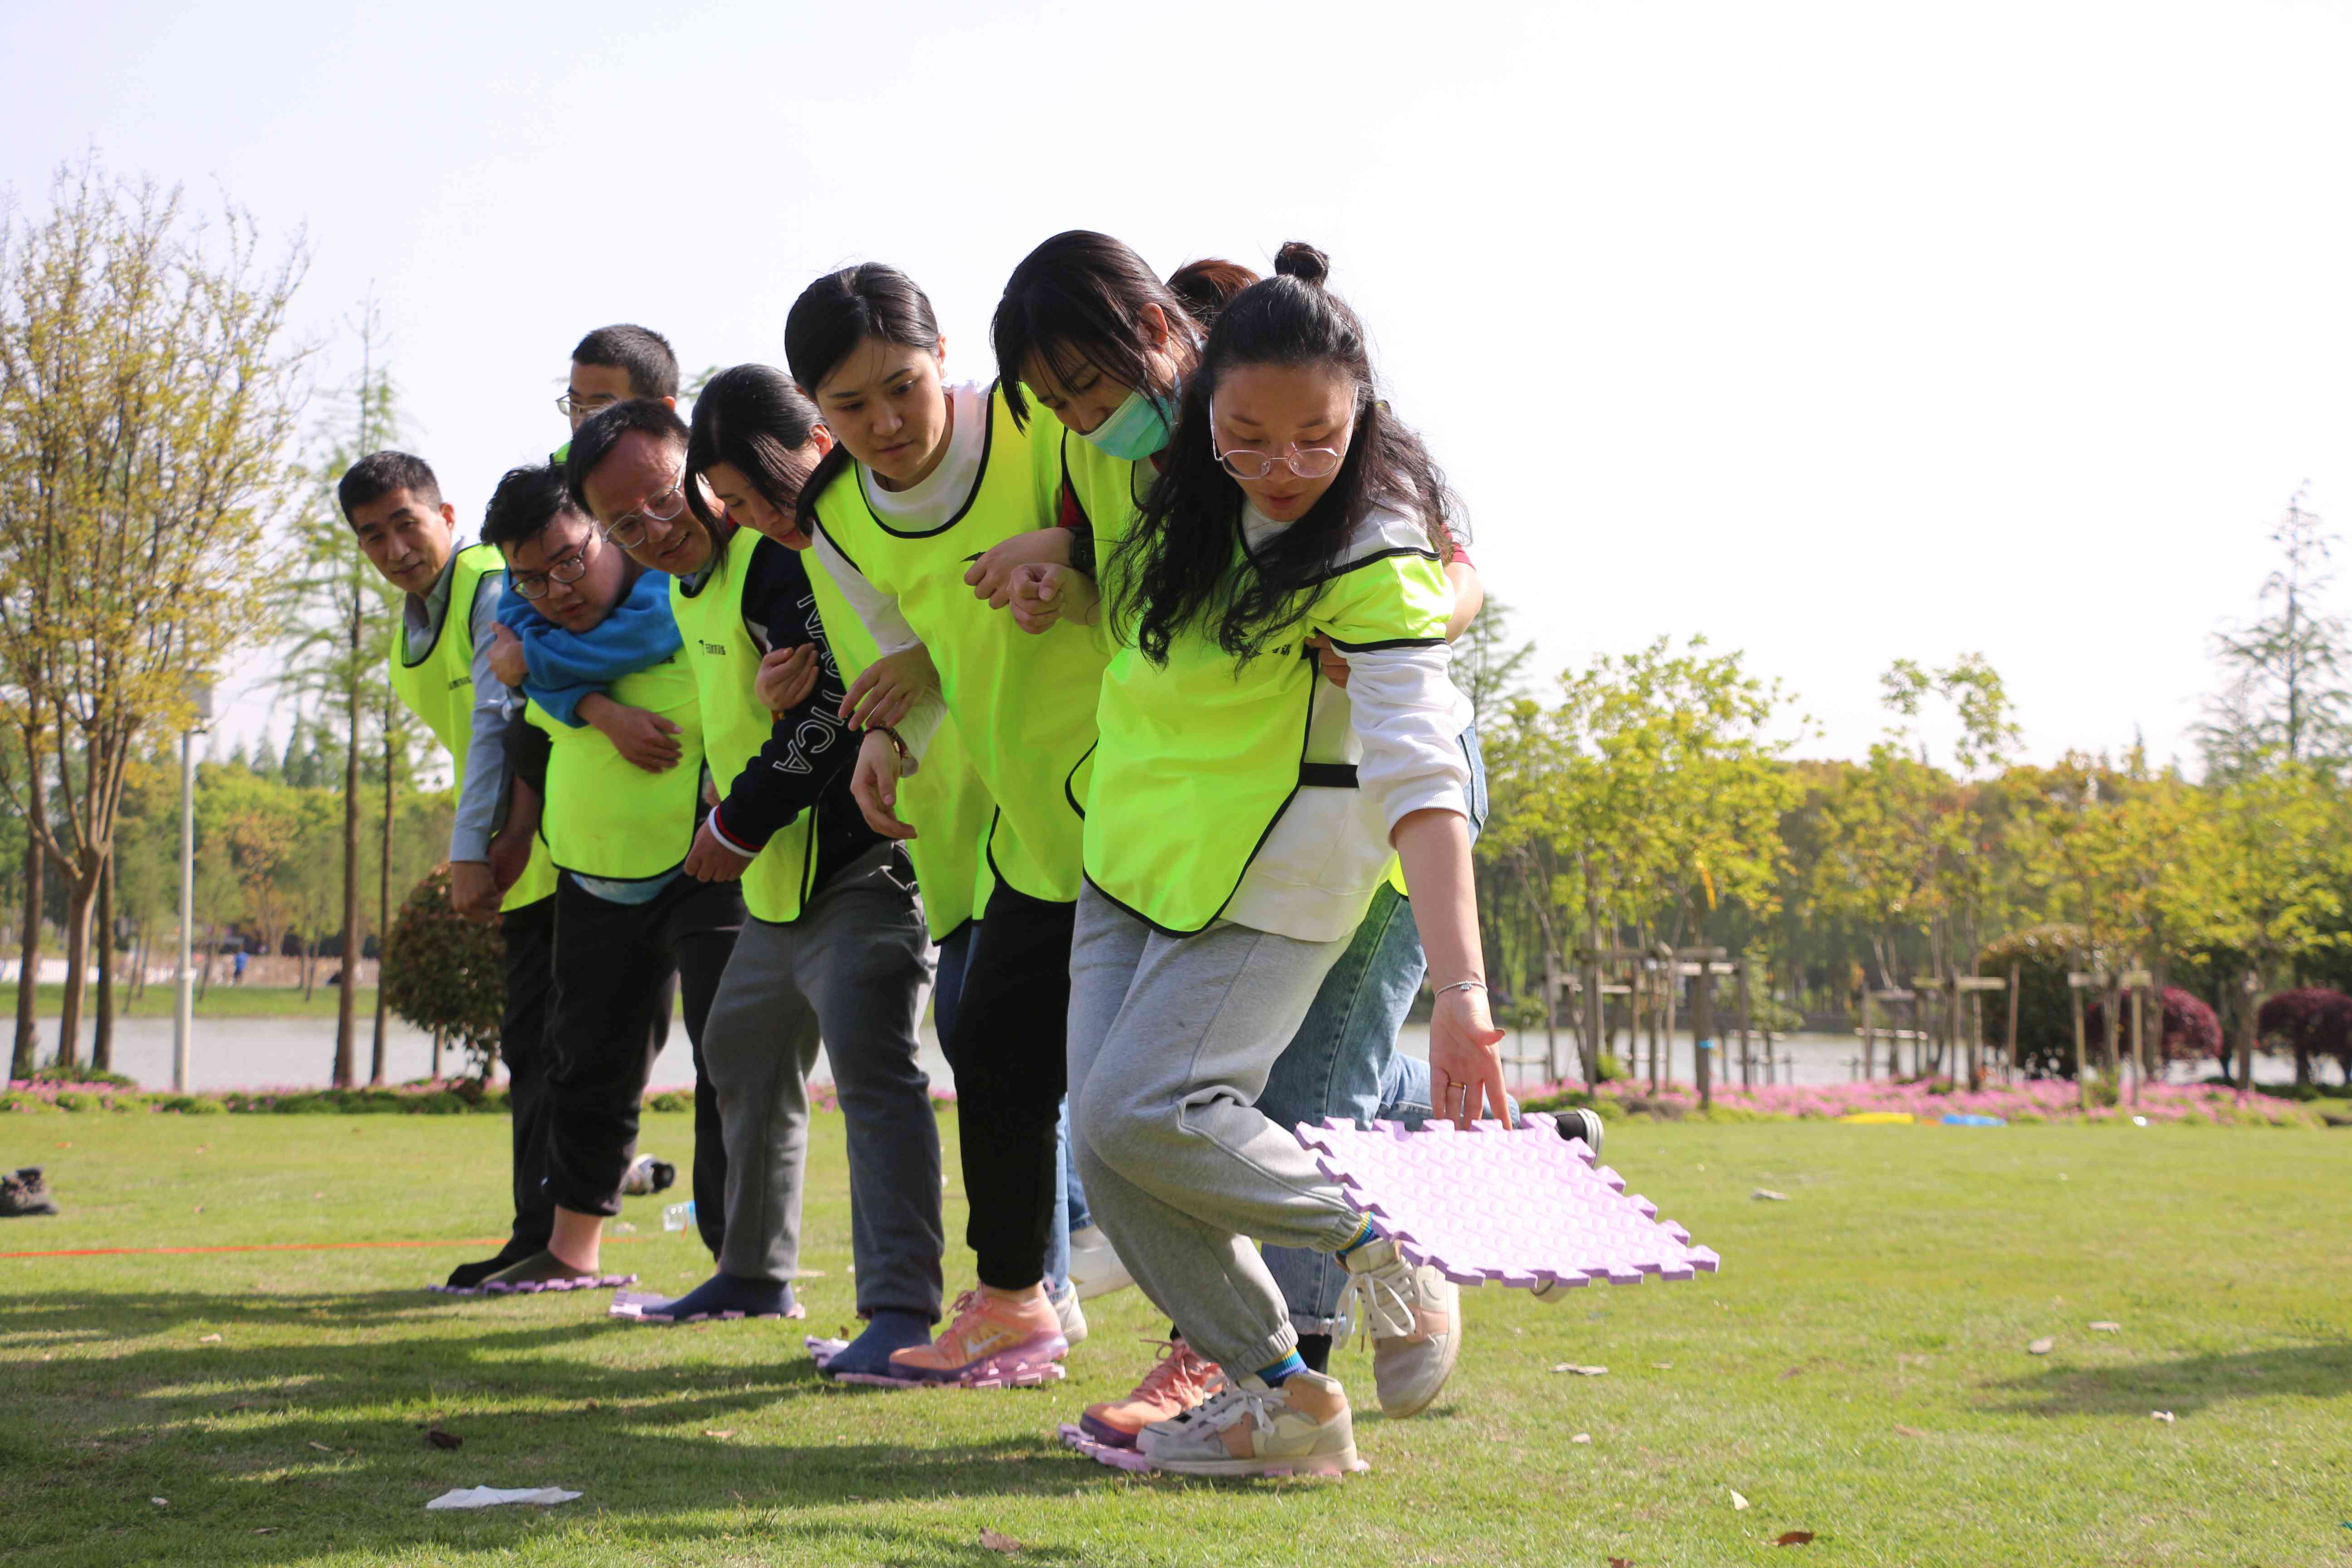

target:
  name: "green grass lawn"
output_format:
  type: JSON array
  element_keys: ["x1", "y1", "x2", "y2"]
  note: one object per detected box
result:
[
  {"x1": 1, "y1": 982, "x2": 379, "y2": 1022},
  {"x1": 3, "y1": 1112, "x2": 2347, "y2": 1567}
]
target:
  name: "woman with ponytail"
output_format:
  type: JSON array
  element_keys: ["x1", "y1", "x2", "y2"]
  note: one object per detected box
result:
[
  {"x1": 992, "y1": 233, "x2": 1511, "y2": 1455},
  {"x1": 1043, "y1": 243, "x2": 1504, "y2": 1477},
  {"x1": 783, "y1": 263, "x2": 1105, "y2": 1388}
]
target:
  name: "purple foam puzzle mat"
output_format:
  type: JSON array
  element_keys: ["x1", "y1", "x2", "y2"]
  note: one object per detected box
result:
[
  {"x1": 1057, "y1": 1422, "x2": 1367, "y2": 1478},
  {"x1": 426, "y1": 1270, "x2": 638, "y2": 1297},
  {"x1": 1294, "y1": 1113, "x2": 1720, "y2": 1289},
  {"x1": 804, "y1": 1334, "x2": 1066, "y2": 1389},
  {"x1": 609, "y1": 1290, "x2": 805, "y2": 1325}
]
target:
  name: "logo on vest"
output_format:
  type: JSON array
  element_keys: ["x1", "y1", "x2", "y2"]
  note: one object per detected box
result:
[
  {"x1": 447, "y1": 676, "x2": 470, "y2": 690},
  {"x1": 698, "y1": 639, "x2": 726, "y2": 657}
]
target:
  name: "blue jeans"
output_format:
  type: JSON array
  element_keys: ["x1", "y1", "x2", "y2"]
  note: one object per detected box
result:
[{"x1": 1256, "y1": 725, "x2": 1489, "y2": 1335}]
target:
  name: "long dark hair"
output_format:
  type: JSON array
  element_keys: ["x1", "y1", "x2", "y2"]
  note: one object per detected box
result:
[
  {"x1": 1111, "y1": 242, "x2": 1459, "y2": 666},
  {"x1": 992, "y1": 230, "x2": 1198, "y2": 429},
  {"x1": 685, "y1": 365, "x2": 826, "y2": 552},
  {"x1": 782, "y1": 263, "x2": 940, "y2": 534}
]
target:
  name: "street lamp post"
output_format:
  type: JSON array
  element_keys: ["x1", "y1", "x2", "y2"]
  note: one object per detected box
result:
[{"x1": 172, "y1": 680, "x2": 212, "y2": 1095}]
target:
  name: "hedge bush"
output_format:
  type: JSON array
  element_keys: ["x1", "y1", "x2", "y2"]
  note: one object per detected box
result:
[
  {"x1": 1977, "y1": 922, "x2": 2090, "y2": 1078},
  {"x1": 2083, "y1": 986, "x2": 2225, "y2": 1070},
  {"x1": 380, "y1": 863, "x2": 507, "y2": 1081}
]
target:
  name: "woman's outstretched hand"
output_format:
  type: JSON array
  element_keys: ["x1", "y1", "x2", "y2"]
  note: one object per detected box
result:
[{"x1": 1427, "y1": 984, "x2": 1509, "y2": 1127}]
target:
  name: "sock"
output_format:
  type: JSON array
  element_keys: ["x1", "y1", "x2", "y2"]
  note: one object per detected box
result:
[
  {"x1": 823, "y1": 1310, "x2": 936, "y2": 1378},
  {"x1": 647, "y1": 1272, "x2": 790, "y2": 1320},
  {"x1": 1255, "y1": 1351, "x2": 1307, "y2": 1387},
  {"x1": 1296, "y1": 1333, "x2": 1333, "y2": 1374},
  {"x1": 1333, "y1": 1216, "x2": 1377, "y2": 1259}
]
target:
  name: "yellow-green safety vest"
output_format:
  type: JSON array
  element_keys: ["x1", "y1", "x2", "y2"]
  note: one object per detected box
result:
[
  {"x1": 524, "y1": 608, "x2": 705, "y2": 882},
  {"x1": 802, "y1": 533, "x2": 996, "y2": 941},
  {"x1": 1083, "y1": 523, "x2": 1452, "y2": 935},
  {"x1": 669, "y1": 527, "x2": 825, "y2": 924},
  {"x1": 387, "y1": 543, "x2": 557, "y2": 912},
  {"x1": 809, "y1": 381, "x2": 1106, "y2": 905},
  {"x1": 1060, "y1": 424, "x2": 1423, "y2": 900}
]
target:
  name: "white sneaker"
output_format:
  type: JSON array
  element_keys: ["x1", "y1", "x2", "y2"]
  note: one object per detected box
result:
[
  {"x1": 1068, "y1": 1224, "x2": 1136, "y2": 1301},
  {"x1": 1050, "y1": 1281, "x2": 1088, "y2": 1350},
  {"x1": 1340, "y1": 1236, "x2": 1461, "y2": 1418},
  {"x1": 1137, "y1": 1371, "x2": 1360, "y2": 1477}
]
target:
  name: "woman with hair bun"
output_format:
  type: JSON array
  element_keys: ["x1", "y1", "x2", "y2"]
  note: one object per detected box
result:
[
  {"x1": 993, "y1": 232, "x2": 1508, "y2": 1456},
  {"x1": 1045, "y1": 242, "x2": 1504, "y2": 1477}
]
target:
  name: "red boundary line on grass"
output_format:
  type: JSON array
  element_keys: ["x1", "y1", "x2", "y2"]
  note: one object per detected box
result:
[{"x1": 0, "y1": 1236, "x2": 563, "y2": 1260}]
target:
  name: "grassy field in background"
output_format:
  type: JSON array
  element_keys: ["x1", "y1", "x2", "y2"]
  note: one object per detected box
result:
[
  {"x1": 0, "y1": 982, "x2": 379, "y2": 1022},
  {"x1": 3, "y1": 1112, "x2": 2347, "y2": 1567}
]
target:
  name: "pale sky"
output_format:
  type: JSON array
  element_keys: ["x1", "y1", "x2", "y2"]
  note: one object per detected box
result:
[{"x1": 5, "y1": 0, "x2": 2348, "y2": 777}]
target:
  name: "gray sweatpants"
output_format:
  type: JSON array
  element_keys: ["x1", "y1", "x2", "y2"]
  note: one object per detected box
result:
[
  {"x1": 1066, "y1": 884, "x2": 1367, "y2": 1374},
  {"x1": 698, "y1": 842, "x2": 945, "y2": 1320}
]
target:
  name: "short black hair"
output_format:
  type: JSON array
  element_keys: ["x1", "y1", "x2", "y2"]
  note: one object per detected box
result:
[
  {"x1": 572, "y1": 324, "x2": 679, "y2": 401},
  {"x1": 336, "y1": 451, "x2": 442, "y2": 524},
  {"x1": 478, "y1": 463, "x2": 579, "y2": 557},
  {"x1": 565, "y1": 398, "x2": 691, "y2": 518}
]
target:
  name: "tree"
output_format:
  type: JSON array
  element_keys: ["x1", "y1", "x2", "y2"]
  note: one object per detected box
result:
[
  {"x1": 0, "y1": 160, "x2": 308, "y2": 1069},
  {"x1": 2200, "y1": 490, "x2": 2352, "y2": 776},
  {"x1": 276, "y1": 306, "x2": 407, "y2": 1086},
  {"x1": 1481, "y1": 636, "x2": 1801, "y2": 1080}
]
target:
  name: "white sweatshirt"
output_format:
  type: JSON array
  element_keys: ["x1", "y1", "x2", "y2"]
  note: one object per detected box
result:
[{"x1": 1225, "y1": 502, "x2": 1473, "y2": 942}]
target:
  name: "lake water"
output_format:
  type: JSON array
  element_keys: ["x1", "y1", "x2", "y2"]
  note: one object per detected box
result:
[{"x1": 45, "y1": 1015, "x2": 2304, "y2": 1093}]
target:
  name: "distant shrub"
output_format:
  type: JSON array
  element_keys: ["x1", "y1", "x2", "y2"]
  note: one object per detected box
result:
[
  {"x1": 29, "y1": 1063, "x2": 136, "y2": 1087},
  {"x1": 2083, "y1": 987, "x2": 2225, "y2": 1070},
  {"x1": 381, "y1": 864, "x2": 506, "y2": 1083},
  {"x1": 647, "y1": 1091, "x2": 695, "y2": 1113},
  {"x1": 2255, "y1": 988, "x2": 2352, "y2": 1083},
  {"x1": 1978, "y1": 923, "x2": 2090, "y2": 1078}
]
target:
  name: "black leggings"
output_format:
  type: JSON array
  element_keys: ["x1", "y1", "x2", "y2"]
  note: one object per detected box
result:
[
  {"x1": 541, "y1": 872, "x2": 741, "y2": 1257},
  {"x1": 940, "y1": 882, "x2": 1075, "y2": 1290},
  {"x1": 497, "y1": 894, "x2": 557, "y2": 1254}
]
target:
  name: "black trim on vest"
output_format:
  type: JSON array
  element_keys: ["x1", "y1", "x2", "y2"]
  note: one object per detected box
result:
[
  {"x1": 813, "y1": 514, "x2": 864, "y2": 578},
  {"x1": 867, "y1": 381, "x2": 1002, "y2": 540},
  {"x1": 1304, "y1": 544, "x2": 1444, "y2": 588},
  {"x1": 1064, "y1": 740, "x2": 1096, "y2": 820},
  {"x1": 1298, "y1": 762, "x2": 1359, "y2": 789},
  {"x1": 1321, "y1": 634, "x2": 1448, "y2": 654}
]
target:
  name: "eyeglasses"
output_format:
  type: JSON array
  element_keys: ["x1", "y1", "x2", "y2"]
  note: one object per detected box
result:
[
  {"x1": 1210, "y1": 408, "x2": 1351, "y2": 481},
  {"x1": 599, "y1": 479, "x2": 689, "y2": 549},
  {"x1": 506, "y1": 539, "x2": 592, "y2": 600},
  {"x1": 556, "y1": 392, "x2": 618, "y2": 420}
]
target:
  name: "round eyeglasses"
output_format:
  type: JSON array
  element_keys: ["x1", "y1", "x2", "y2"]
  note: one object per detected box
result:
[
  {"x1": 600, "y1": 481, "x2": 689, "y2": 550},
  {"x1": 506, "y1": 540, "x2": 591, "y2": 600}
]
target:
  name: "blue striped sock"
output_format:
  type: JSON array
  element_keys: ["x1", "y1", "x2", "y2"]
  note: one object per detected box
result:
[
  {"x1": 1255, "y1": 1351, "x2": 1307, "y2": 1387},
  {"x1": 1333, "y1": 1216, "x2": 1377, "y2": 1259}
]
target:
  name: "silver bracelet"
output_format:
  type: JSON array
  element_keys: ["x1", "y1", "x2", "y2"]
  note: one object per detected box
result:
[{"x1": 1433, "y1": 980, "x2": 1487, "y2": 1000}]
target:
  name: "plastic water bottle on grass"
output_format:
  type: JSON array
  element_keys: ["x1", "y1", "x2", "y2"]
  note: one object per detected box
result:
[{"x1": 662, "y1": 1199, "x2": 696, "y2": 1233}]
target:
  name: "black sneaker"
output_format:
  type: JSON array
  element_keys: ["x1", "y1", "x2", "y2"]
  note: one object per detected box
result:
[
  {"x1": 621, "y1": 1155, "x2": 675, "y2": 1197},
  {"x1": 2, "y1": 1166, "x2": 59, "y2": 1218}
]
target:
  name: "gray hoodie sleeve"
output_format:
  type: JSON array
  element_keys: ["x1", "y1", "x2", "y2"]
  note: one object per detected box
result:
[{"x1": 449, "y1": 571, "x2": 516, "y2": 862}]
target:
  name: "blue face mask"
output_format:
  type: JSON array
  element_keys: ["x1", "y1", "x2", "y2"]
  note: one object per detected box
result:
[{"x1": 1082, "y1": 387, "x2": 1174, "y2": 461}]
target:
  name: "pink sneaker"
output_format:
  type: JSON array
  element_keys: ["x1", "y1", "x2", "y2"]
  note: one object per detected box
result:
[
  {"x1": 885, "y1": 1288, "x2": 1068, "y2": 1387},
  {"x1": 1079, "y1": 1338, "x2": 1225, "y2": 1449}
]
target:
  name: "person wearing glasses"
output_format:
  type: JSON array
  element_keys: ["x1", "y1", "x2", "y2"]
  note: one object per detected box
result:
[
  {"x1": 1016, "y1": 243, "x2": 1504, "y2": 1478},
  {"x1": 554, "y1": 323, "x2": 679, "y2": 466},
  {"x1": 470, "y1": 463, "x2": 744, "y2": 1292},
  {"x1": 555, "y1": 383, "x2": 948, "y2": 1348},
  {"x1": 782, "y1": 261, "x2": 1106, "y2": 1389},
  {"x1": 991, "y1": 235, "x2": 1527, "y2": 1450},
  {"x1": 335, "y1": 450, "x2": 561, "y2": 1292}
]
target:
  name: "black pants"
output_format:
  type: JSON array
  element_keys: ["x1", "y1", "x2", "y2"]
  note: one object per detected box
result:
[
  {"x1": 939, "y1": 882, "x2": 1075, "y2": 1290},
  {"x1": 542, "y1": 872, "x2": 741, "y2": 1258},
  {"x1": 498, "y1": 895, "x2": 557, "y2": 1255}
]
